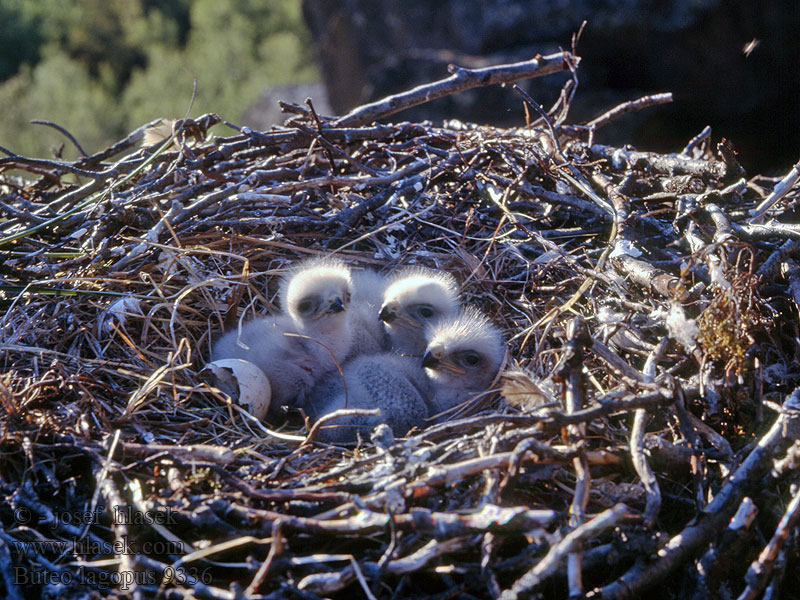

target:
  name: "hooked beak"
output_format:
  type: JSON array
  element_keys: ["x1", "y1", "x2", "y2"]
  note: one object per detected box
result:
[
  {"x1": 422, "y1": 351, "x2": 467, "y2": 374},
  {"x1": 379, "y1": 305, "x2": 395, "y2": 323},
  {"x1": 327, "y1": 297, "x2": 345, "y2": 314},
  {"x1": 422, "y1": 351, "x2": 439, "y2": 368},
  {"x1": 380, "y1": 303, "x2": 421, "y2": 328}
]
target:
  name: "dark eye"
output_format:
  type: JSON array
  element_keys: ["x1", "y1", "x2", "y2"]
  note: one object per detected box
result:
[
  {"x1": 464, "y1": 352, "x2": 481, "y2": 366},
  {"x1": 298, "y1": 299, "x2": 314, "y2": 314},
  {"x1": 418, "y1": 306, "x2": 435, "y2": 319}
]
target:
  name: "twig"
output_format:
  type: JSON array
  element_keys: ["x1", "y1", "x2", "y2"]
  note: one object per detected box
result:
[
  {"x1": 298, "y1": 537, "x2": 470, "y2": 595},
  {"x1": 756, "y1": 239, "x2": 800, "y2": 281},
  {"x1": 589, "y1": 336, "x2": 650, "y2": 386},
  {"x1": 0, "y1": 536, "x2": 22, "y2": 600},
  {"x1": 500, "y1": 504, "x2": 632, "y2": 600},
  {"x1": 303, "y1": 408, "x2": 382, "y2": 445},
  {"x1": 120, "y1": 441, "x2": 235, "y2": 464},
  {"x1": 690, "y1": 496, "x2": 758, "y2": 598},
  {"x1": 245, "y1": 519, "x2": 284, "y2": 596},
  {"x1": 585, "y1": 93, "x2": 673, "y2": 130},
  {"x1": 681, "y1": 125, "x2": 712, "y2": 156},
  {"x1": 30, "y1": 119, "x2": 89, "y2": 157},
  {"x1": 633, "y1": 337, "x2": 667, "y2": 526},
  {"x1": 559, "y1": 316, "x2": 592, "y2": 597},
  {"x1": 748, "y1": 158, "x2": 800, "y2": 223},
  {"x1": 738, "y1": 485, "x2": 800, "y2": 600},
  {"x1": 98, "y1": 477, "x2": 143, "y2": 600},
  {"x1": 202, "y1": 462, "x2": 353, "y2": 503},
  {"x1": 335, "y1": 52, "x2": 577, "y2": 127},
  {"x1": 405, "y1": 448, "x2": 618, "y2": 493},
  {"x1": 596, "y1": 387, "x2": 800, "y2": 599},
  {"x1": 577, "y1": 142, "x2": 730, "y2": 179}
]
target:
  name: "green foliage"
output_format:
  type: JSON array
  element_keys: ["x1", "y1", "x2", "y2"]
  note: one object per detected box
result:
[
  {"x1": 0, "y1": 55, "x2": 121, "y2": 160},
  {"x1": 0, "y1": 0, "x2": 317, "y2": 159},
  {"x1": 139, "y1": 0, "x2": 192, "y2": 45}
]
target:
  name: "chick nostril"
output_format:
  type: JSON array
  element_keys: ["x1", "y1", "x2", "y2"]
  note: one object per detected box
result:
[{"x1": 329, "y1": 298, "x2": 345, "y2": 313}]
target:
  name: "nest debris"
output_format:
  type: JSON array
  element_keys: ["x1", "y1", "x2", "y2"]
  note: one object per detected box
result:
[{"x1": 2, "y1": 49, "x2": 800, "y2": 599}]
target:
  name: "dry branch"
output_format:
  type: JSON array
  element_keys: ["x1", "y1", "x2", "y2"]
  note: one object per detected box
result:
[{"x1": 335, "y1": 52, "x2": 578, "y2": 127}]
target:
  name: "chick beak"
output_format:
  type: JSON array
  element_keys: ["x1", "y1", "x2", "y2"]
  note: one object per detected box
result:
[
  {"x1": 379, "y1": 305, "x2": 396, "y2": 323},
  {"x1": 422, "y1": 351, "x2": 440, "y2": 368},
  {"x1": 328, "y1": 297, "x2": 345, "y2": 314},
  {"x1": 381, "y1": 304, "x2": 421, "y2": 328}
]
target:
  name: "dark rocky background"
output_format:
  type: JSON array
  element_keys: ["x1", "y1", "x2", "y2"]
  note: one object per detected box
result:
[{"x1": 301, "y1": 0, "x2": 800, "y2": 174}]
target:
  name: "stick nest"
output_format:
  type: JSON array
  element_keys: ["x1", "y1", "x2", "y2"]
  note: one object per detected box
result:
[{"x1": 2, "y1": 51, "x2": 800, "y2": 600}]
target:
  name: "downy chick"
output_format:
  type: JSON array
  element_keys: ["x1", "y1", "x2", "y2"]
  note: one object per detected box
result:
[
  {"x1": 212, "y1": 257, "x2": 355, "y2": 412},
  {"x1": 379, "y1": 266, "x2": 460, "y2": 355},
  {"x1": 211, "y1": 315, "x2": 316, "y2": 413},
  {"x1": 422, "y1": 307, "x2": 506, "y2": 415},
  {"x1": 279, "y1": 257, "x2": 355, "y2": 368}
]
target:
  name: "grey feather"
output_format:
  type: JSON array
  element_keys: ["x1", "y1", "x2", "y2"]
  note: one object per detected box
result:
[{"x1": 307, "y1": 353, "x2": 431, "y2": 443}]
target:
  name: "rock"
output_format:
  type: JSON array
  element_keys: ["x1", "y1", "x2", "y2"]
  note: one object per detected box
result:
[
  {"x1": 241, "y1": 82, "x2": 332, "y2": 130},
  {"x1": 301, "y1": 0, "x2": 800, "y2": 172}
]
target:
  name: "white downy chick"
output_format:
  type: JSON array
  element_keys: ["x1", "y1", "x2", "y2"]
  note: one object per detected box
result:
[
  {"x1": 279, "y1": 257, "x2": 355, "y2": 367},
  {"x1": 211, "y1": 257, "x2": 356, "y2": 413},
  {"x1": 306, "y1": 353, "x2": 431, "y2": 443},
  {"x1": 378, "y1": 266, "x2": 460, "y2": 355},
  {"x1": 422, "y1": 307, "x2": 506, "y2": 415}
]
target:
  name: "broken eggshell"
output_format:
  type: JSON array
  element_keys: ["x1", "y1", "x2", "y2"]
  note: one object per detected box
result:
[{"x1": 202, "y1": 359, "x2": 271, "y2": 420}]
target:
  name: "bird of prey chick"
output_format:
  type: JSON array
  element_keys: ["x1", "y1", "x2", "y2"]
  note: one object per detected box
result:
[
  {"x1": 278, "y1": 257, "x2": 355, "y2": 366},
  {"x1": 422, "y1": 307, "x2": 506, "y2": 415},
  {"x1": 379, "y1": 266, "x2": 460, "y2": 355},
  {"x1": 305, "y1": 352, "x2": 431, "y2": 443},
  {"x1": 212, "y1": 257, "x2": 356, "y2": 412}
]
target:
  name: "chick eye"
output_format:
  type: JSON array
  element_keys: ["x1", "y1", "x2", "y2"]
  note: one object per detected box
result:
[
  {"x1": 418, "y1": 305, "x2": 435, "y2": 319},
  {"x1": 463, "y1": 352, "x2": 481, "y2": 366},
  {"x1": 297, "y1": 299, "x2": 314, "y2": 314}
]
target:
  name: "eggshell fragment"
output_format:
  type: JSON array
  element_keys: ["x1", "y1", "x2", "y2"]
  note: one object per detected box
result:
[{"x1": 202, "y1": 359, "x2": 271, "y2": 420}]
